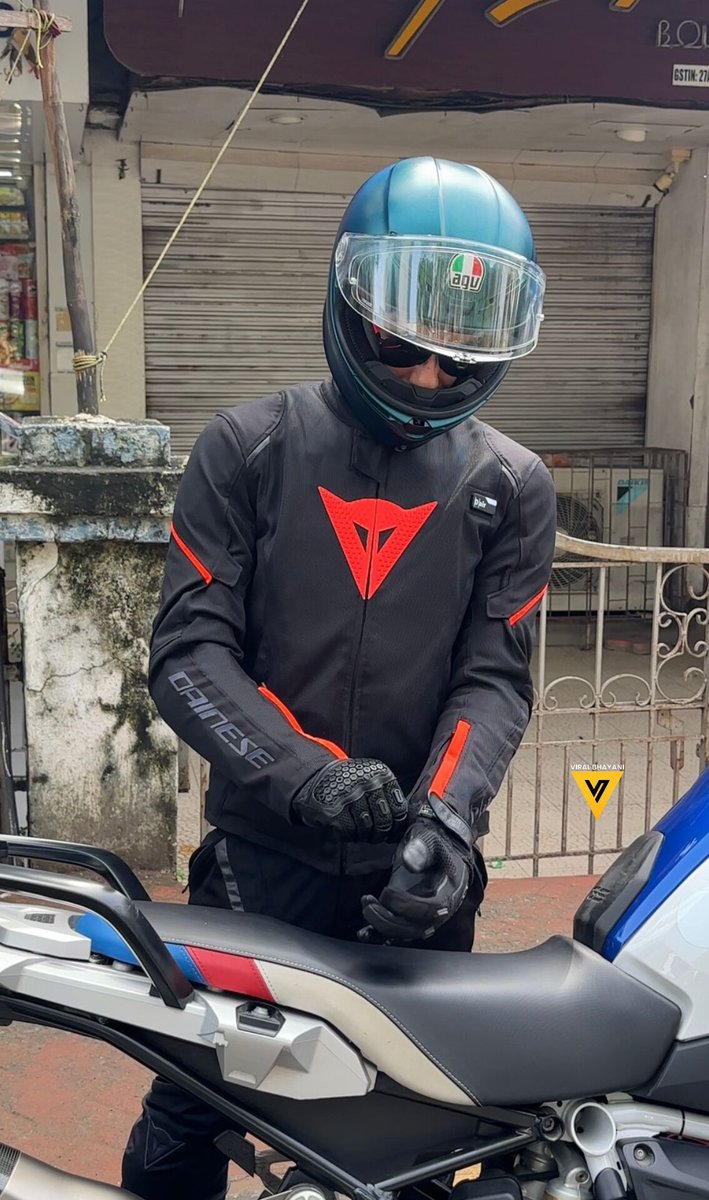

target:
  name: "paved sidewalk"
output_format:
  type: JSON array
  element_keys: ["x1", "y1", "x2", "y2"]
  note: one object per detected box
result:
[{"x1": 0, "y1": 873, "x2": 594, "y2": 1195}]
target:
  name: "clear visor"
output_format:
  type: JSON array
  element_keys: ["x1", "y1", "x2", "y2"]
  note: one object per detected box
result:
[{"x1": 335, "y1": 234, "x2": 545, "y2": 362}]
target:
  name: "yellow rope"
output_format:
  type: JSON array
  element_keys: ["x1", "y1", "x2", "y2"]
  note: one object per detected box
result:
[
  {"x1": 73, "y1": 350, "x2": 108, "y2": 404},
  {"x1": 33, "y1": 8, "x2": 56, "y2": 71},
  {"x1": 75, "y1": 0, "x2": 313, "y2": 400},
  {"x1": 0, "y1": 7, "x2": 56, "y2": 104}
]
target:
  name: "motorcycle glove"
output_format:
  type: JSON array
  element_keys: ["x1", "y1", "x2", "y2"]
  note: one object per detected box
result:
[
  {"x1": 292, "y1": 758, "x2": 408, "y2": 842},
  {"x1": 361, "y1": 812, "x2": 471, "y2": 941}
]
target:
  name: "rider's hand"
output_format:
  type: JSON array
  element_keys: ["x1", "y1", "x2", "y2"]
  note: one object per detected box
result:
[
  {"x1": 292, "y1": 758, "x2": 408, "y2": 843},
  {"x1": 361, "y1": 812, "x2": 471, "y2": 941}
]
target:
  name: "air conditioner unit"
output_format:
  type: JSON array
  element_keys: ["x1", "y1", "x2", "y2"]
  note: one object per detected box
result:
[{"x1": 549, "y1": 467, "x2": 665, "y2": 613}]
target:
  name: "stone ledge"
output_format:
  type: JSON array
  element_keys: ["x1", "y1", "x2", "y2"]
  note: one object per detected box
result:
[
  {"x1": 0, "y1": 466, "x2": 181, "y2": 526},
  {"x1": 19, "y1": 415, "x2": 172, "y2": 468},
  {"x1": 0, "y1": 515, "x2": 171, "y2": 543}
]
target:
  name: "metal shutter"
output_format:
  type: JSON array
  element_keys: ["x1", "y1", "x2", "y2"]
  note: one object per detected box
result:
[
  {"x1": 142, "y1": 187, "x2": 342, "y2": 453},
  {"x1": 142, "y1": 186, "x2": 654, "y2": 455},
  {"x1": 485, "y1": 206, "x2": 655, "y2": 451}
]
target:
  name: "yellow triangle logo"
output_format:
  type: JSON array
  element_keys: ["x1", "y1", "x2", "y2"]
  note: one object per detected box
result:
[{"x1": 571, "y1": 770, "x2": 624, "y2": 819}]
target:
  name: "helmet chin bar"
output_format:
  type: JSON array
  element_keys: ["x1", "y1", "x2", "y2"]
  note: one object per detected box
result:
[
  {"x1": 366, "y1": 360, "x2": 486, "y2": 417},
  {"x1": 323, "y1": 288, "x2": 510, "y2": 450}
]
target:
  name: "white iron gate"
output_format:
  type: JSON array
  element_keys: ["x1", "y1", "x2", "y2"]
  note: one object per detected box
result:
[{"x1": 485, "y1": 537, "x2": 709, "y2": 877}]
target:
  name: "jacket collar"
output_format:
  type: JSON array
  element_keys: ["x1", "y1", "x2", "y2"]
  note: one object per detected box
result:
[{"x1": 319, "y1": 378, "x2": 392, "y2": 485}]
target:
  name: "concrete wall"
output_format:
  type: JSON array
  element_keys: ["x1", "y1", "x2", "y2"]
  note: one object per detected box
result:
[
  {"x1": 87, "y1": 133, "x2": 146, "y2": 421},
  {"x1": 18, "y1": 539, "x2": 176, "y2": 869},
  {"x1": 139, "y1": 141, "x2": 662, "y2": 208},
  {"x1": 0, "y1": 416, "x2": 180, "y2": 869},
  {"x1": 647, "y1": 148, "x2": 709, "y2": 549}
]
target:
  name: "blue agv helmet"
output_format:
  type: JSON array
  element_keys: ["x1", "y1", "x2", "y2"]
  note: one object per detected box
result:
[{"x1": 323, "y1": 157, "x2": 545, "y2": 450}]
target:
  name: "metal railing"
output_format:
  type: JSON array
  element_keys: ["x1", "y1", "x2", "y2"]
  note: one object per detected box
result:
[{"x1": 484, "y1": 532, "x2": 709, "y2": 878}]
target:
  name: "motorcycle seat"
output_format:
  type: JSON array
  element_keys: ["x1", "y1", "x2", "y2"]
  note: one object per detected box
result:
[{"x1": 78, "y1": 903, "x2": 680, "y2": 1109}]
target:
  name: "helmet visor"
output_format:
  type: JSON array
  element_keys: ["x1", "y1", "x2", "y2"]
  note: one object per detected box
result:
[{"x1": 335, "y1": 234, "x2": 545, "y2": 362}]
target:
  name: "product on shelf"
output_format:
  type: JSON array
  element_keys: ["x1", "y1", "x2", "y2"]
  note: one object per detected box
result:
[
  {"x1": 0, "y1": 177, "x2": 40, "y2": 415},
  {"x1": 1, "y1": 367, "x2": 38, "y2": 413},
  {"x1": 21, "y1": 278, "x2": 37, "y2": 318},
  {"x1": 0, "y1": 187, "x2": 26, "y2": 207},
  {"x1": 0, "y1": 210, "x2": 29, "y2": 240}
]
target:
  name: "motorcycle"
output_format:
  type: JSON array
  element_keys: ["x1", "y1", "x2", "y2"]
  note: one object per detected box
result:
[{"x1": 0, "y1": 767, "x2": 709, "y2": 1200}]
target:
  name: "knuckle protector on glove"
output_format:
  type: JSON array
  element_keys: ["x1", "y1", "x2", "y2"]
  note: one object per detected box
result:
[{"x1": 293, "y1": 758, "x2": 407, "y2": 842}]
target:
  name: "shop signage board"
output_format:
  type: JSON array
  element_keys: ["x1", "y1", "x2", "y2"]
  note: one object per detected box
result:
[{"x1": 103, "y1": 0, "x2": 709, "y2": 110}]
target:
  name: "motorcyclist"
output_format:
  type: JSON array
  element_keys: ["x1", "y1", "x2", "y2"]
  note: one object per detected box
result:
[{"x1": 122, "y1": 156, "x2": 557, "y2": 1200}]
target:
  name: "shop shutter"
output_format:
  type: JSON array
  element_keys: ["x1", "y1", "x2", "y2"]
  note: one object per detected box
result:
[{"x1": 142, "y1": 185, "x2": 654, "y2": 455}]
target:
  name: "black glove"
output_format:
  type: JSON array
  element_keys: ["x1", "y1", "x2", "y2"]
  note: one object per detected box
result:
[
  {"x1": 292, "y1": 758, "x2": 408, "y2": 842},
  {"x1": 361, "y1": 812, "x2": 471, "y2": 941}
]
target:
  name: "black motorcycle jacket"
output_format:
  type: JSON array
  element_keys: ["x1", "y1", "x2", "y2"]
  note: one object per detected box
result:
[{"x1": 150, "y1": 379, "x2": 557, "y2": 874}]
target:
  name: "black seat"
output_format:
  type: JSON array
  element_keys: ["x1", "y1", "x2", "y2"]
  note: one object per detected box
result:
[{"x1": 129, "y1": 903, "x2": 680, "y2": 1108}]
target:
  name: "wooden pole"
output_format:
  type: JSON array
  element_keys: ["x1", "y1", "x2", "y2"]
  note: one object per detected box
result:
[
  {"x1": 0, "y1": 569, "x2": 18, "y2": 836},
  {"x1": 36, "y1": 1, "x2": 98, "y2": 415},
  {"x1": 0, "y1": 12, "x2": 71, "y2": 30}
]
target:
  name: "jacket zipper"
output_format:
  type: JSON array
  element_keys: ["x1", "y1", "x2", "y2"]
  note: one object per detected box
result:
[{"x1": 345, "y1": 483, "x2": 380, "y2": 754}]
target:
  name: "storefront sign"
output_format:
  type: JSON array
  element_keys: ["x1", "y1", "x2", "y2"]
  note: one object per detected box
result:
[
  {"x1": 488, "y1": 0, "x2": 640, "y2": 23},
  {"x1": 103, "y1": 0, "x2": 709, "y2": 111},
  {"x1": 387, "y1": 0, "x2": 642, "y2": 58},
  {"x1": 657, "y1": 19, "x2": 709, "y2": 49},
  {"x1": 673, "y1": 64, "x2": 709, "y2": 86}
]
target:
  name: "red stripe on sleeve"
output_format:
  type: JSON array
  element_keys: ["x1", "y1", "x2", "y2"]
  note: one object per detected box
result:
[
  {"x1": 170, "y1": 521, "x2": 213, "y2": 585},
  {"x1": 259, "y1": 685, "x2": 348, "y2": 760},
  {"x1": 509, "y1": 584, "x2": 548, "y2": 627},
  {"x1": 430, "y1": 719, "x2": 472, "y2": 799}
]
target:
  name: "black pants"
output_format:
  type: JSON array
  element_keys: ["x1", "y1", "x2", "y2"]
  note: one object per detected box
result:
[{"x1": 121, "y1": 833, "x2": 486, "y2": 1200}]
